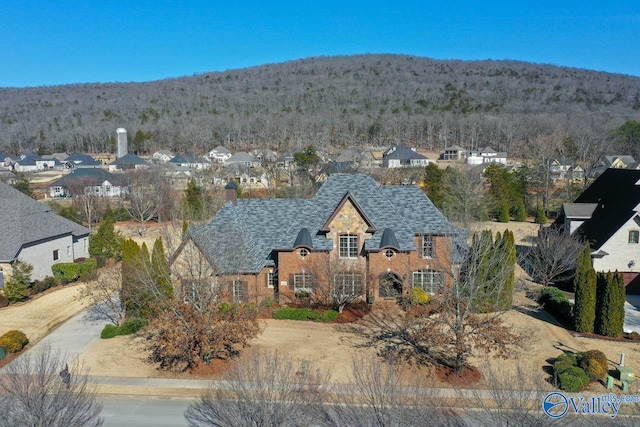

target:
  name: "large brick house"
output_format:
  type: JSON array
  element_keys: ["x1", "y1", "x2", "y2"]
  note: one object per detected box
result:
[{"x1": 170, "y1": 174, "x2": 460, "y2": 304}]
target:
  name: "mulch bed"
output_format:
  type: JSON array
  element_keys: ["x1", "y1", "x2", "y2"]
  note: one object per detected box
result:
[{"x1": 436, "y1": 364, "x2": 482, "y2": 386}]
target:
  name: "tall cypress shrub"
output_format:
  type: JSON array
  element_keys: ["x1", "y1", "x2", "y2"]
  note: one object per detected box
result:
[
  {"x1": 151, "y1": 237, "x2": 174, "y2": 301},
  {"x1": 573, "y1": 243, "x2": 596, "y2": 333},
  {"x1": 595, "y1": 271, "x2": 625, "y2": 337},
  {"x1": 498, "y1": 229, "x2": 516, "y2": 310}
]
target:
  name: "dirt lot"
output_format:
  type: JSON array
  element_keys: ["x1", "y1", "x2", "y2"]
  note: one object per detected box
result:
[{"x1": 4, "y1": 220, "x2": 640, "y2": 394}]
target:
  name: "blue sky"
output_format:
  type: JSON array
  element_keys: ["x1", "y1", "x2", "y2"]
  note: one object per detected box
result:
[{"x1": 1, "y1": 1, "x2": 639, "y2": 87}]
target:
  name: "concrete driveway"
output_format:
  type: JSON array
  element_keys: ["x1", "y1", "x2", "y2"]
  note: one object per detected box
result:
[{"x1": 625, "y1": 294, "x2": 640, "y2": 334}]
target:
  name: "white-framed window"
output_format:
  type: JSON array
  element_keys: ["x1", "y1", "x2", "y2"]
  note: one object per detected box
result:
[
  {"x1": 384, "y1": 249, "x2": 395, "y2": 259},
  {"x1": 412, "y1": 270, "x2": 443, "y2": 294},
  {"x1": 293, "y1": 273, "x2": 313, "y2": 293},
  {"x1": 53, "y1": 249, "x2": 59, "y2": 261},
  {"x1": 629, "y1": 230, "x2": 639, "y2": 244},
  {"x1": 233, "y1": 279, "x2": 245, "y2": 303},
  {"x1": 421, "y1": 235, "x2": 434, "y2": 258},
  {"x1": 339, "y1": 234, "x2": 358, "y2": 258},
  {"x1": 298, "y1": 248, "x2": 309, "y2": 259},
  {"x1": 267, "y1": 272, "x2": 277, "y2": 289},
  {"x1": 333, "y1": 272, "x2": 363, "y2": 296}
]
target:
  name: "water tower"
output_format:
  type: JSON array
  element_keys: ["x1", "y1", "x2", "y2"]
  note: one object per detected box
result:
[{"x1": 116, "y1": 128, "x2": 128, "y2": 159}]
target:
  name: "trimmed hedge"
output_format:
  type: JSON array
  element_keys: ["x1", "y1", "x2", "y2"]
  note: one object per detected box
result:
[
  {"x1": 273, "y1": 307, "x2": 339, "y2": 322},
  {"x1": 31, "y1": 276, "x2": 58, "y2": 295},
  {"x1": 0, "y1": 330, "x2": 29, "y2": 353},
  {"x1": 410, "y1": 287, "x2": 430, "y2": 305},
  {"x1": 558, "y1": 366, "x2": 590, "y2": 393},
  {"x1": 100, "y1": 318, "x2": 149, "y2": 339},
  {"x1": 52, "y1": 258, "x2": 98, "y2": 284},
  {"x1": 540, "y1": 286, "x2": 572, "y2": 323},
  {"x1": 577, "y1": 350, "x2": 608, "y2": 380}
]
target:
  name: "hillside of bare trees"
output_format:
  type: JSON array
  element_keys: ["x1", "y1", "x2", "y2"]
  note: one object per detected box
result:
[{"x1": 1, "y1": 54, "x2": 639, "y2": 164}]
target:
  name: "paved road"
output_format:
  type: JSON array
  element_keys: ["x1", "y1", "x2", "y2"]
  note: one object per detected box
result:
[
  {"x1": 624, "y1": 294, "x2": 640, "y2": 334},
  {"x1": 101, "y1": 396, "x2": 191, "y2": 427}
]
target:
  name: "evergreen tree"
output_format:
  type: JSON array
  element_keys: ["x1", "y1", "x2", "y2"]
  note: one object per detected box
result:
[
  {"x1": 184, "y1": 179, "x2": 205, "y2": 220},
  {"x1": 513, "y1": 198, "x2": 527, "y2": 222},
  {"x1": 497, "y1": 230, "x2": 516, "y2": 310},
  {"x1": 89, "y1": 211, "x2": 123, "y2": 265},
  {"x1": 534, "y1": 206, "x2": 547, "y2": 224},
  {"x1": 121, "y1": 239, "x2": 149, "y2": 318},
  {"x1": 573, "y1": 243, "x2": 596, "y2": 333},
  {"x1": 14, "y1": 174, "x2": 34, "y2": 198},
  {"x1": 595, "y1": 271, "x2": 625, "y2": 337},
  {"x1": 609, "y1": 271, "x2": 626, "y2": 337},
  {"x1": 497, "y1": 203, "x2": 510, "y2": 223},
  {"x1": 423, "y1": 163, "x2": 446, "y2": 209},
  {"x1": 151, "y1": 238, "x2": 173, "y2": 301},
  {"x1": 4, "y1": 260, "x2": 33, "y2": 303}
]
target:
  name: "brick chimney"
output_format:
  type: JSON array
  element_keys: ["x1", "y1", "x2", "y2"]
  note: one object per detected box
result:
[{"x1": 225, "y1": 181, "x2": 238, "y2": 205}]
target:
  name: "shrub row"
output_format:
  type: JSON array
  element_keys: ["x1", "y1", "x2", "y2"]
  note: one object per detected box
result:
[
  {"x1": 0, "y1": 330, "x2": 29, "y2": 353},
  {"x1": 51, "y1": 258, "x2": 98, "y2": 284},
  {"x1": 30, "y1": 276, "x2": 58, "y2": 295},
  {"x1": 540, "y1": 286, "x2": 572, "y2": 323},
  {"x1": 100, "y1": 318, "x2": 149, "y2": 339},
  {"x1": 272, "y1": 307, "x2": 339, "y2": 322},
  {"x1": 552, "y1": 350, "x2": 608, "y2": 392}
]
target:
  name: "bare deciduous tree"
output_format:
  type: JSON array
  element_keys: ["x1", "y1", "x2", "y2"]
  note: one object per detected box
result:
[
  {"x1": 306, "y1": 258, "x2": 365, "y2": 313},
  {"x1": 185, "y1": 350, "x2": 330, "y2": 427},
  {"x1": 344, "y1": 230, "x2": 521, "y2": 373},
  {"x1": 123, "y1": 168, "x2": 172, "y2": 236},
  {"x1": 77, "y1": 265, "x2": 126, "y2": 326},
  {"x1": 0, "y1": 346, "x2": 103, "y2": 427},
  {"x1": 524, "y1": 226, "x2": 584, "y2": 287},
  {"x1": 328, "y1": 354, "x2": 464, "y2": 427}
]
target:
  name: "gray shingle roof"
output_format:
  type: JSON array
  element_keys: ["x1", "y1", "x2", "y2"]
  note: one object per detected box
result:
[
  {"x1": 0, "y1": 182, "x2": 90, "y2": 262},
  {"x1": 110, "y1": 153, "x2": 148, "y2": 166},
  {"x1": 188, "y1": 174, "x2": 459, "y2": 273},
  {"x1": 64, "y1": 153, "x2": 101, "y2": 166},
  {"x1": 52, "y1": 168, "x2": 125, "y2": 188}
]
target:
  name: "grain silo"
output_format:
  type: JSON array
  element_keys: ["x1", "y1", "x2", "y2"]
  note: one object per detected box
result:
[{"x1": 116, "y1": 128, "x2": 128, "y2": 159}]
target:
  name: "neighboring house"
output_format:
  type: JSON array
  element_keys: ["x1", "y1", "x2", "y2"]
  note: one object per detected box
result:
[
  {"x1": 589, "y1": 155, "x2": 639, "y2": 177},
  {"x1": 335, "y1": 147, "x2": 374, "y2": 169},
  {"x1": 49, "y1": 168, "x2": 127, "y2": 198},
  {"x1": 555, "y1": 168, "x2": 640, "y2": 293},
  {"x1": 108, "y1": 153, "x2": 149, "y2": 171},
  {"x1": 171, "y1": 174, "x2": 459, "y2": 304},
  {"x1": 218, "y1": 163, "x2": 268, "y2": 187},
  {"x1": 12, "y1": 153, "x2": 57, "y2": 172},
  {"x1": 253, "y1": 149, "x2": 278, "y2": 163},
  {"x1": 466, "y1": 147, "x2": 507, "y2": 165},
  {"x1": 208, "y1": 146, "x2": 232, "y2": 163},
  {"x1": 62, "y1": 153, "x2": 102, "y2": 169},
  {"x1": 152, "y1": 150, "x2": 175, "y2": 164},
  {"x1": 0, "y1": 182, "x2": 90, "y2": 281},
  {"x1": 225, "y1": 152, "x2": 261, "y2": 168},
  {"x1": 441, "y1": 145, "x2": 467, "y2": 161},
  {"x1": 276, "y1": 150, "x2": 298, "y2": 170},
  {"x1": 549, "y1": 158, "x2": 584, "y2": 181},
  {"x1": 382, "y1": 146, "x2": 431, "y2": 168},
  {"x1": 169, "y1": 153, "x2": 211, "y2": 170}
]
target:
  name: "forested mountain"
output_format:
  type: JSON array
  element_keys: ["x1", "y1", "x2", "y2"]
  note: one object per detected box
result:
[{"x1": 1, "y1": 54, "x2": 639, "y2": 165}]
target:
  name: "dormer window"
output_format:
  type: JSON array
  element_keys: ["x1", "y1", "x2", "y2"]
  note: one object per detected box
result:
[{"x1": 339, "y1": 234, "x2": 358, "y2": 258}]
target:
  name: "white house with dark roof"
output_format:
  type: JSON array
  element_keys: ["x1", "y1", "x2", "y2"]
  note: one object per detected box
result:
[
  {"x1": 152, "y1": 150, "x2": 175, "y2": 164},
  {"x1": 208, "y1": 146, "x2": 232, "y2": 163},
  {"x1": 0, "y1": 182, "x2": 90, "y2": 282},
  {"x1": 382, "y1": 146, "x2": 431, "y2": 168},
  {"x1": 225, "y1": 152, "x2": 261, "y2": 168},
  {"x1": 171, "y1": 174, "x2": 461, "y2": 304},
  {"x1": 108, "y1": 153, "x2": 149, "y2": 171},
  {"x1": 555, "y1": 168, "x2": 640, "y2": 293},
  {"x1": 169, "y1": 153, "x2": 211, "y2": 170},
  {"x1": 12, "y1": 153, "x2": 57, "y2": 172},
  {"x1": 49, "y1": 168, "x2": 126, "y2": 198},
  {"x1": 62, "y1": 153, "x2": 102, "y2": 169},
  {"x1": 467, "y1": 147, "x2": 507, "y2": 165}
]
